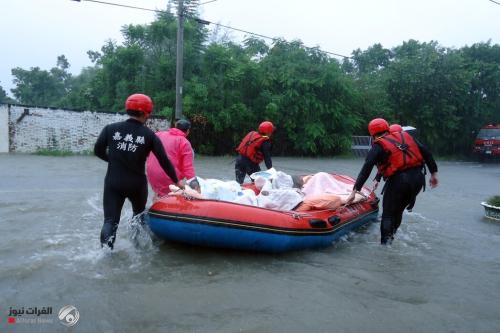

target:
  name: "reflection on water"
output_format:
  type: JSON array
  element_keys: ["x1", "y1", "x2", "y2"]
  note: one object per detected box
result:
[{"x1": 0, "y1": 155, "x2": 499, "y2": 332}]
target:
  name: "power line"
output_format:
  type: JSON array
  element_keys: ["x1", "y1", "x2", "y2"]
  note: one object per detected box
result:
[
  {"x1": 200, "y1": 0, "x2": 219, "y2": 4},
  {"x1": 73, "y1": 0, "x2": 217, "y2": 13},
  {"x1": 71, "y1": 0, "x2": 351, "y2": 59},
  {"x1": 197, "y1": 19, "x2": 350, "y2": 58},
  {"x1": 74, "y1": 0, "x2": 163, "y2": 13},
  {"x1": 488, "y1": 0, "x2": 500, "y2": 5}
]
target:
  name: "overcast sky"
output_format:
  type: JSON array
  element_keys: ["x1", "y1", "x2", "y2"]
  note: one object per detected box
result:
[{"x1": 1, "y1": 0, "x2": 499, "y2": 96}]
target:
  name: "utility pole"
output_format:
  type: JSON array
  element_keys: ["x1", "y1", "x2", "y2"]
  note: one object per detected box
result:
[{"x1": 175, "y1": 0, "x2": 184, "y2": 121}]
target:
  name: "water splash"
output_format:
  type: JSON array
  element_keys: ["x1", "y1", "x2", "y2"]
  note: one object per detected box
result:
[
  {"x1": 39, "y1": 195, "x2": 162, "y2": 278},
  {"x1": 405, "y1": 211, "x2": 440, "y2": 226},
  {"x1": 84, "y1": 193, "x2": 102, "y2": 217},
  {"x1": 125, "y1": 211, "x2": 157, "y2": 252}
]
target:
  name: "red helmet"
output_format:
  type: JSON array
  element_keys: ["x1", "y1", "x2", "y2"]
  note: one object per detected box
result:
[
  {"x1": 368, "y1": 118, "x2": 389, "y2": 136},
  {"x1": 389, "y1": 124, "x2": 403, "y2": 133},
  {"x1": 125, "y1": 94, "x2": 153, "y2": 115},
  {"x1": 258, "y1": 121, "x2": 274, "y2": 135}
]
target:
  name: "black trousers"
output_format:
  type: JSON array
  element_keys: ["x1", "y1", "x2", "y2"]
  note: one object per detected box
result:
[
  {"x1": 380, "y1": 167, "x2": 425, "y2": 244},
  {"x1": 100, "y1": 179, "x2": 148, "y2": 249},
  {"x1": 235, "y1": 155, "x2": 261, "y2": 184}
]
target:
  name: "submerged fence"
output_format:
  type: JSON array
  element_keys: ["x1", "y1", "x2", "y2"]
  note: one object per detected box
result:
[{"x1": 351, "y1": 135, "x2": 372, "y2": 157}]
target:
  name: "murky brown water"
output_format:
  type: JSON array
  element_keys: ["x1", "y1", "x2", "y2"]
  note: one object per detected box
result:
[{"x1": 1, "y1": 154, "x2": 499, "y2": 332}]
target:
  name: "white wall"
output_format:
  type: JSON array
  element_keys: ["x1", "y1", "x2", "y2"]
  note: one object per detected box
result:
[
  {"x1": 5, "y1": 104, "x2": 170, "y2": 153},
  {"x1": 0, "y1": 105, "x2": 9, "y2": 153}
]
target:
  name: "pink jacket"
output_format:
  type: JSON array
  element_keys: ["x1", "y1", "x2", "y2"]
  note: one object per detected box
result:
[{"x1": 146, "y1": 128, "x2": 195, "y2": 196}]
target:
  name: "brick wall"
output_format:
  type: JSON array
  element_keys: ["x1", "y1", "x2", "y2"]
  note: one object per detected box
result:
[{"x1": 0, "y1": 104, "x2": 170, "y2": 153}]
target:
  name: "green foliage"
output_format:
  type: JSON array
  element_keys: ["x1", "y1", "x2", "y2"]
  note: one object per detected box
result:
[
  {"x1": 34, "y1": 149, "x2": 74, "y2": 156},
  {"x1": 347, "y1": 44, "x2": 393, "y2": 126},
  {"x1": 348, "y1": 40, "x2": 500, "y2": 155},
  {"x1": 11, "y1": 55, "x2": 72, "y2": 107},
  {"x1": 0, "y1": 83, "x2": 12, "y2": 103},
  {"x1": 487, "y1": 196, "x2": 500, "y2": 207},
  {"x1": 255, "y1": 40, "x2": 362, "y2": 155},
  {"x1": 59, "y1": 67, "x2": 99, "y2": 110},
  {"x1": 8, "y1": 3, "x2": 500, "y2": 157}
]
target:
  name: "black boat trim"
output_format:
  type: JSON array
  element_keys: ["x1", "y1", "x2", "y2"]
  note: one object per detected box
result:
[{"x1": 148, "y1": 209, "x2": 378, "y2": 236}]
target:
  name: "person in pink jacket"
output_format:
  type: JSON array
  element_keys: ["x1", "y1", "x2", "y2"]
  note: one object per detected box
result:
[{"x1": 146, "y1": 119, "x2": 196, "y2": 197}]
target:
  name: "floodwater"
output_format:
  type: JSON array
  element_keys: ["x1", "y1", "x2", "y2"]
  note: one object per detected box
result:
[{"x1": 0, "y1": 154, "x2": 499, "y2": 333}]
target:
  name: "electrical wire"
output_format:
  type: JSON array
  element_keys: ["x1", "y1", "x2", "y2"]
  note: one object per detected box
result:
[
  {"x1": 78, "y1": 0, "x2": 163, "y2": 13},
  {"x1": 72, "y1": 0, "x2": 351, "y2": 58},
  {"x1": 197, "y1": 19, "x2": 350, "y2": 58},
  {"x1": 487, "y1": 0, "x2": 500, "y2": 6},
  {"x1": 200, "y1": 0, "x2": 219, "y2": 5}
]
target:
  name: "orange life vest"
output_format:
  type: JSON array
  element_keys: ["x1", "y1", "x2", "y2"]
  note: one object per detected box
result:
[
  {"x1": 375, "y1": 131, "x2": 424, "y2": 178},
  {"x1": 236, "y1": 131, "x2": 269, "y2": 164}
]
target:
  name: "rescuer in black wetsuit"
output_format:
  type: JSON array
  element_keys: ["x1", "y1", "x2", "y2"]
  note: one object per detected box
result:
[
  {"x1": 234, "y1": 121, "x2": 274, "y2": 184},
  {"x1": 94, "y1": 93, "x2": 183, "y2": 249},
  {"x1": 346, "y1": 118, "x2": 439, "y2": 245}
]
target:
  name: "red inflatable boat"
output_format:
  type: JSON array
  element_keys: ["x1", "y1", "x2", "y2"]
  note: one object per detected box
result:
[{"x1": 147, "y1": 175, "x2": 379, "y2": 253}]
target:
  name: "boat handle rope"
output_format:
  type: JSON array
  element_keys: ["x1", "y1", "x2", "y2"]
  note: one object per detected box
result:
[{"x1": 154, "y1": 188, "x2": 375, "y2": 216}]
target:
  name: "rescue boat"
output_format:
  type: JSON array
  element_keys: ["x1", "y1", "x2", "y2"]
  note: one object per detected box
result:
[{"x1": 147, "y1": 175, "x2": 379, "y2": 253}]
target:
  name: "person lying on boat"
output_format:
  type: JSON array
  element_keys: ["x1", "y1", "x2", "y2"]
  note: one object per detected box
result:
[
  {"x1": 289, "y1": 172, "x2": 370, "y2": 211},
  {"x1": 251, "y1": 169, "x2": 369, "y2": 210},
  {"x1": 167, "y1": 170, "x2": 369, "y2": 212},
  {"x1": 168, "y1": 175, "x2": 303, "y2": 211}
]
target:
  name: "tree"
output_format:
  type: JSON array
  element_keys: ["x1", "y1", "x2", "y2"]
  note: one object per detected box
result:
[
  {"x1": 460, "y1": 42, "x2": 500, "y2": 125},
  {"x1": 58, "y1": 67, "x2": 99, "y2": 110},
  {"x1": 11, "y1": 55, "x2": 72, "y2": 106},
  {"x1": 257, "y1": 40, "x2": 362, "y2": 155},
  {"x1": 182, "y1": 41, "x2": 262, "y2": 154},
  {"x1": 83, "y1": 9, "x2": 208, "y2": 114},
  {"x1": 0, "y1": 83, "x2": 9, "y2": 103},
  {"x1": 346, "y1": 44, "x2": 394, "y2": 126},
  {"x1": 351, "y1": 43, "x2": 392, "y2": 74},
  {"x1": 385, "y1": 40, "x2": 475, "y2": 154},
  {"x1": 13, "y1": 0, "x2": 495, "y2": 157}
]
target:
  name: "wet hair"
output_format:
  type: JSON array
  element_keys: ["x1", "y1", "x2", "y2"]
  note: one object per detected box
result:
[
  {"x1": 176, "y1": 119, "x2": 191, "y2": 133},
  {"x1": 291, "y1": 175, "x2": 305, "y2": 189},
  {"x1": 126, "y1": 110, "x2": 144, "y2": 118}
]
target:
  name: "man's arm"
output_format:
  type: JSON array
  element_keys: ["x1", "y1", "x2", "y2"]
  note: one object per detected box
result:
[
  {"x1": 94, "y1": 126, "x2": 109, "y2": 162},
  {"x1": 261, "y1": 140, "x2": 272, "y2": 169},
  {"x1": 353, "y1": 144, "x2": 384, "y2": 191},
  {"x1": 346, "y1": 145, "x2": 385, "y2": 204},
  {"x1": 371, "y1": 172, "x2": 382, "y2": 191},
  {"x1": 179, "y1": 139, "x2": 196, "y2": 179},
  {"x1": 416, "y1": 141, "x2": 438, "y2": 174},
  {"x1": 416, "y1": 141, "x2": 439, "y2": 188}
]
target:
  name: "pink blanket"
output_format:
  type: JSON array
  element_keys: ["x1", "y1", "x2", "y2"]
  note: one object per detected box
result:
[{"x1": 297, "y1": 172, "x2": 369, "y2": 211}]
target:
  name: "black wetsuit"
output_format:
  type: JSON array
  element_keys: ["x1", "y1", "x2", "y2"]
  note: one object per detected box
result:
[
  {"x1": 353, "y1": 141, "x2": 438, "y2": 244},
  {"x1": 94, "y1": 118, "x2": 178, "y2": 249},
  {"x1": 235, "y1": 140, "x2": 272, "y2": 184}
]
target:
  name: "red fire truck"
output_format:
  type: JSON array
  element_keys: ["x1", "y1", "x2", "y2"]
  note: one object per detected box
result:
[{"x1": 473, "y1": 124, "x2": 500, "y2": 160}]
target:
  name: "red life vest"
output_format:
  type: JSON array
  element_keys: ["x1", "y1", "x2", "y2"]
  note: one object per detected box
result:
[
  {"x1": 236, "y1": 131, "x2": 269, "y2": 164},
  {"x1": 375, "y1": 131, "x2": 424, "y2": 178}
]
